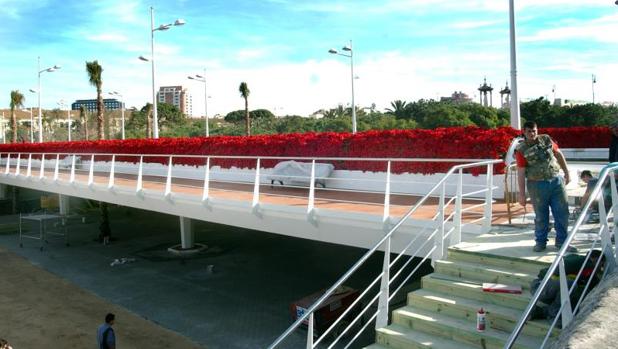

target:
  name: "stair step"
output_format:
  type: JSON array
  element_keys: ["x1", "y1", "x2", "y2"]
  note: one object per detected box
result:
[
  {"x1": 421, "y1": 274, "x2": 531, "y2": 310},
  {"x1": 447, "y1": 248, "x2": 547, "y2": 275},
  {"x1": 408, "y1": 289, "x2": 558, "y2": 338},
  {"x1": 392, "y1": 306, "x2": 542, "y2": 349},
  {"x1": 434, "y1": 259, "x2": 536, "y2": 290},
  {"x1": 376, "y1": 323, "x2": 479, "y2": 349}
]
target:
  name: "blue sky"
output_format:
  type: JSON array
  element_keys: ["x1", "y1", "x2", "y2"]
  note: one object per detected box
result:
[{"x1": 0, "y1": 0, "x2": 616, "y2": 117}]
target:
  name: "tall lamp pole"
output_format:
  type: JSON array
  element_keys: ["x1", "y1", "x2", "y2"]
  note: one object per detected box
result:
[
  {"x1": 329, "y1": 40, "x2": 356, "y2": 134},
  {"x1": 36, "y1": 57, "x2": 61, "y2": 142},
  {"x1": 28, "y1": 89, "x2": 37, "y2": 142},
  {"x1": 108, "y1": 91, "x2": 125, "y2": 139},
  {"x1": 508, "y1": 0, "x2": 521, "y2": 130},
  {"x1": 138, "y1": 7, "x2": 185, "y2": 139},
  {"x1": 188, "y1": 68, "x2": 209, "y2": 136}
]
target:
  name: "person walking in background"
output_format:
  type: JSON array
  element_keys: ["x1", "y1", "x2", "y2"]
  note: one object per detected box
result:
[
  {"x1": 516, "y1": 121, "x2": 576, "y2": 253},
  {"x1": 97, "y1": 313, "x2": 116, "y2": 349},
  {"x1": 0, "y1": 338, "x2": 12, "y2": 349},
  {"x1": 609, "y1": 121, "x2": 618, "y2": 163}
]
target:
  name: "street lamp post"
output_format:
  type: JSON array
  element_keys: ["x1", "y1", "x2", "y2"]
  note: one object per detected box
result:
[
  {"x1": 508, "y1": 0, "x2": 521, "y2": 130},
  {"x1": 188, "y1": 68, "x2": 209, "y2": 137},
  {"x1": 36, "y1": 57, "x2": 61, "y2": 142},
  {"x1": 329, "y1": 40, "x2": 356, "y2": 134},
  {"x1": 28, "y1": 89, "x2": 36, "y2": 142},
  {"x1": 108, "y1": 91, "x2": 125, "y2": 139},
  {"x1": 139, "y1": 7, "x2": 185, "y2": 139}
]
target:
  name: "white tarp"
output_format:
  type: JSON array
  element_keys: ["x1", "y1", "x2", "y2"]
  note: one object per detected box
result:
[{"x1": 268, "y1": 160, "x2": 334, "y2": 187}]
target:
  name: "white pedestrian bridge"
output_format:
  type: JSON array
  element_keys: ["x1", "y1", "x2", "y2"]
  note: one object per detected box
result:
[{"x1": 0, "y1": 152, "x2": 502, "y2": 255}]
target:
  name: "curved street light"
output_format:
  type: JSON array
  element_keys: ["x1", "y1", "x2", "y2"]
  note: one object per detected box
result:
[
  {"x1": 108, "y1": 91, "x2": 125, "y2": 139},
  {"x1": 138, "y1": 7, "x2": 185, "y2": 139},
  {"x1": 328, "y1": 40, "x2": 356, "y2": 134},
  {"x1": 188, "y1": 69, "x2": 209, "y2": 137},
  {"x1": 36, "y1": 57, "x2": 61, "y2": 142}
]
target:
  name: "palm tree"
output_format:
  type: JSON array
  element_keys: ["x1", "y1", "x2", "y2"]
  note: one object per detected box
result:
[
  {"x1": 9, "y1": 90, "x2": 25, "y2": 143},
  {"x1": 80, "y1": 105, "x2": 88, "y2": 140},
  {"x1": 86, "y1": 60, "x2": 105, "y2": 140},
  {"x1": 239, "y1": 82, "x2": 250, "y2": 136},
  {"x1": 85, "y1": 60, "x2": 110, "y2": 243},
  {"x1": 386, "y1": 100, "x2": 409, "y2": 119}
]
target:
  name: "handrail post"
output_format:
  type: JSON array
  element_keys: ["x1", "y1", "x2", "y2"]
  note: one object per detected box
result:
[
  {"x1": 39, "y1": 154, "x2": 46, "y2": 179},
  {"x1": 26, "y1": 154, "x2": 32, "y2": 177},
  {"x1": 454, "y1": 168, "x2": 463, "y2": 244},
  {"x1": 252, "y1": 158, "x2": 261, "y2": 211},
  {"x1": 88, "y1": 154, "x2": 95, "y2": 186},
  {"x1": 165, "y1": 156, "x2": 173, "y2": 198},
  {"x1": 433, "y1": 183, "x2": 447, "y2": 264},
  {"x1": 611, "y1": 172, "x2": 618, "y2": 265},
  {"x1": 53, "y1": 154, "x2": 60, "y2": 181},
  {"x1": 307, "y1": 160, "x2": 316, "y2": 219},
  {"x1": 136, "y1": 156, "x2": 143, "y2": 193},
  {"x1": 558, "y1": 258, "x2": 573, "y2": 327},
  {"x1": 202, "y1": 157, "x2": 210, "y2": 202},
  {"x1": 69, "y1": 154, "x2": 76, "y2": 183},
  {"x1": 597, "y1": 191, "x2": 615, "y2": 272},
  {"x1": 383, "y1": 160, "x2": 391, "y2": 230},
  {"x1": 376, "y1": 235, "x2": 391, "y2": 329},
  {"x1": 108, "y1": 155, "x2": 116, "y2": 189},
  {"x1": 15, "y1": 154, "x2": 21, "y2": 176},
  {"x1": 4, "y1": 153, "x2": 10, "y2": 175},
  {"x1": 483, "y1": 163, "x2": 493, "y2": 232},
  {"x1": 306, "y1": 313, "x2": 314, "y2": 349}
]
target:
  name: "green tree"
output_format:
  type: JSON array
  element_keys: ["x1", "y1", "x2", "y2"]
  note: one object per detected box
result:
[
  {"x1": 85, "y1": 60, "x2": 105, "y2": 139},
  {"x1": 386, "y1": 100, "x2": 410, "y2": 119},
  {"x1": 80, "y1": 106, "x2": 89, "y2": 140},
  {"x1": 9, "y1": 90, "x2": 24, "y2": 143},
  {"x1": 239, "y1": 82, "x2": 250, "y2": 136}
]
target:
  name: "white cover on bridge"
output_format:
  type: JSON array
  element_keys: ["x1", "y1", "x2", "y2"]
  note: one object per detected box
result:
[{"x1": 268, "y1": 161, "x2": 334, "y2": 187}]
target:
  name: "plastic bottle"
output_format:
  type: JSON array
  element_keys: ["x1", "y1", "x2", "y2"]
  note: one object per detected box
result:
[{"x1": 477, "y1": 308, "x2": 486, "y2": 332}]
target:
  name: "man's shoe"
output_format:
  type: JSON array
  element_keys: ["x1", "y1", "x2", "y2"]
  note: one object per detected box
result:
[
  {"x1": 556, "y1": 244, "x2": 578, "y2": 253},
  {"x1": 533, "y1": 244, "x2": 546, "y2": 252}
]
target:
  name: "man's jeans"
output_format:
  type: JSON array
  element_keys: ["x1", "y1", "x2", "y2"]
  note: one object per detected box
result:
[{"x1": 527, "y1": 176, "x2": 569, "y2": 247}]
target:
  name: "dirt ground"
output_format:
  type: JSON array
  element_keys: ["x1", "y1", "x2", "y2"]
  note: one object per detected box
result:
[{"x1": 0, "y1": 247, "x2": 203, "y2": 349}]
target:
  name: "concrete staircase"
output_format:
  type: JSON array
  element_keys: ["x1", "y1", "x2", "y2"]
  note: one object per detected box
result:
[{"x1": 366, "y1": 247, "x2": 558, "y2": 349}]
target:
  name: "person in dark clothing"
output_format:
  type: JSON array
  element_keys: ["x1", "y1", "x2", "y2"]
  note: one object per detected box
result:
[
  {"x1": 609, "y1": 121, "x2": 618, "y2": 163},
  {"x1": 97, "y1": 313, "x2": 116, "y2": 349}
]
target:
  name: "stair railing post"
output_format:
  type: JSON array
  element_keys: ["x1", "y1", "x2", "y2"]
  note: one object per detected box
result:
[
  {"x1": 88, "y1": 154, "x2": 95, "y2": 187},
  {"x1": 252, "y1": 158, "x2": 261, "y2": 211},
  {"x1": 433, "y1": 182, "x2": 447, "y2": 264},
  {"x1": 39, "y1": 154, "x2": 46, "y2": 179},
  {"x1": 165, "y1": 156, "x2": 173, "y2": 198},
  {"x1": 202, "y1": 157, "x2": 210, "y2": 202},
  {"x1": 597, "y1": 190, "x2": 615, "y2": 272},
  {"x1": 136, "y1": 156, "x2": 144, "y2": 194},
  {"x1": 15, "y1": 154, "x2": 21, "y2": 176},
  {"x1": 609, "y1": 170, "x2": 618, "y2": 266},
  {"x1": 376, "y1": 235, "x2": 391, "y2": 329},
  {"x1": 4, "y1": 153, "x2": 10, "y2": 175},
  {"x1": 558, "y1": 258, "x2": 573, "y2": 328},
  {"x1": 483, "y1": 163, "x2": 493, "y2": 232},
  {"x1": 307, "y1": 160, "x2": 316, "y2": 220},
  {"x1": 69, "y1": 154, "x2": 76, "y2": 183},
  {"x1": 383, "y1": 160, "x2": 391, "y2": 230},
  {"x1": 26, "y1": 154, "x2": 32, "y2": 177},
  {"x1": 453, "y1": 168, "x2": 463, "y2": 244},
  {"x1": 53, "y1": 154, "x2": 60, "y2": 181},
  {"x1": 108, "y1": 155, "x2": 116, "y2": 189},
  {"x1": 306, "y1": 312, "x2": 314, "y2": 349}
]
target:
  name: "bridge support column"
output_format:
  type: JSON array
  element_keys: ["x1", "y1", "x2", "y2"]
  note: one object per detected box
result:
[
  {"x1": 0, "y1": 184, "x2": 6, "y2": 200},
  {"x1": 58, "y1": 194, "x2": 70, "y2": 215},
  {"x1": 180, "y1": 216, "x2": 194, "y2": 249},
  {"x1": 167, "y1": 216, "x2": 208, "y2": 256}
]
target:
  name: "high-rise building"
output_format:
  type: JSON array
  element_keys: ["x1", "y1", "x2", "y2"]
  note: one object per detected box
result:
[
  {"x1": 157, "y1": 86, "x2": 192, "y2": 116},
  {"x1": 71, "y1": 98, "x2": 123, "y2": 112}
]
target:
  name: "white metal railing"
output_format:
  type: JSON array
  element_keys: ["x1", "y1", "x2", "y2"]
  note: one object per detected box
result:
[
  {"x1": 268, "y1": 159, "x2": 500, "y2": 349},
  {"x1": 505, "y1": 162, "x2": 618, "y2": 349},
  {"x1": 0, "y1": 151, "x2": 501, "y2": 347}
]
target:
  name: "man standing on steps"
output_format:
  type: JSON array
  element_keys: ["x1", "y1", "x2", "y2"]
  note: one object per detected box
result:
[
  {"x1": 97, "y1": 313, "x2": 116, "y2": 349},
  {"x1": 516, "y1": 121, "x2": 576, "y2": 253}
]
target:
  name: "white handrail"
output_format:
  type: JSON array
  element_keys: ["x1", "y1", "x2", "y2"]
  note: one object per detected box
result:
[{"x1": 268, "y1": 159, "x2": 500, "y2": 348}]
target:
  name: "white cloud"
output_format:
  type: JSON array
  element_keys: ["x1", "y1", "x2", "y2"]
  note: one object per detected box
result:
[
  {"x1": 521, "y1": 14, "x2": 618, "y2": 43},
  {"x1": 87, "y1": 33, "x2": 129, "y2": 42},
  {"x1": 450, "y1": 19, "x2": 502, "y2": 30}
]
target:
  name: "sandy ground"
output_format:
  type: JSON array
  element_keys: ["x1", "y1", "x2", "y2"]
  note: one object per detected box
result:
[{"x1": 0, "y1": 247, "x2": 203, "y2": 349}]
